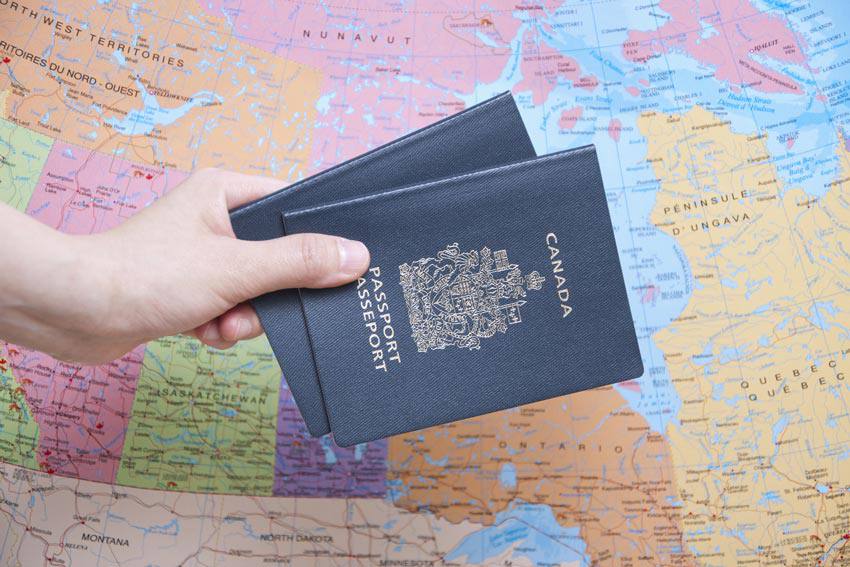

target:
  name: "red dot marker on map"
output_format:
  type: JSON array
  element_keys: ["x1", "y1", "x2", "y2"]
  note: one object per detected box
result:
[
  {"x1": 145, "y1": 173, "x2": 153, "y2": 180},
  {"x1": 2, "y1": 57, "x2": 10, "y2": 64},
  {"x1": 95, "y1": 422, "x2": 103, "y2": 429},
  {"x1": 43, "y1": 450, "x2": 51, "y2": 456}
]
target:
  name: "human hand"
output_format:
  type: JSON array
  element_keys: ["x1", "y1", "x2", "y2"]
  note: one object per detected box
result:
[{"x1": 0, "y1": 168, "x2": 370, "y2": 364}]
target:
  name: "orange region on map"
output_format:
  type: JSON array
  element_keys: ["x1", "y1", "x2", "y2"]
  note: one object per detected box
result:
[
  {"x1": 388, "y1": 386, "x2": 694, "y2": 566},
  {"x1": 0, "y1": 0, "x2": 322, "y2": 177}
]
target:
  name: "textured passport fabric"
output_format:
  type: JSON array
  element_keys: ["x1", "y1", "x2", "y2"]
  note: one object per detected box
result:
[
  {"x1": 229, "y1": 92, "x2": 536, "y2": 437},
  {"x1": 283, "y1": 145, "x2": 644, "y2": 447}
]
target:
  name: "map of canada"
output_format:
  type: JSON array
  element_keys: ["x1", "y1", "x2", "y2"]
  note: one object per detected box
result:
[{"x1": 0, "y1": 0, "x2": 849, "y2": 565}]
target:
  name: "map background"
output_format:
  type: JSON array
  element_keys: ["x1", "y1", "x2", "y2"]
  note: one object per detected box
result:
[{"x1": 0, "y1": 0, "x2": 849, "y2": 564}]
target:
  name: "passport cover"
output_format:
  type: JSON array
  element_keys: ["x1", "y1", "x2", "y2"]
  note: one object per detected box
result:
[
  {"x1": 229, "y1": 92, "x2": 536, "y2": 436},
  {"x1": 282, "y1": 145, "x2": 644, "y2": 447}
]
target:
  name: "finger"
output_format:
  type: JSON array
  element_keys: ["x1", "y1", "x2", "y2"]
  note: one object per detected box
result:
[
  {"x1": 188, "y1": 168, "x2": 286, "y2": 209},
  {"x1": 188, "y1": 320, "x2": 237, "y2": 350},
  {"x1": 228, "y1": 232, "x2": 370, "y2": 301},
  {"x1": 186, "y1": 320, "x2": 218, "y2": 342},
  {"x1": 218, "y1": 303, "x2": 264, "y2": 342},
  {"x1": 203, "y1": 338, "x2": 237, "y2": 350}
]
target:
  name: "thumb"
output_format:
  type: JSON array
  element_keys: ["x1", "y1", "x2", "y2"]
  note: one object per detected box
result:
[{"x1": 229, "y1": 233, "x2": 370, "y2": 301}]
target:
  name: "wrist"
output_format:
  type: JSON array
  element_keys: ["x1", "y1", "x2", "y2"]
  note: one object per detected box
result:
[{"x1": 0, "y1": 211, "x2": 117, "y2": 360}]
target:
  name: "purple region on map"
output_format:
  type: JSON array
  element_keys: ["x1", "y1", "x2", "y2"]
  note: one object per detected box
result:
[{"x1": 274, "y1": 380, "x2": 386, "y2": 496}]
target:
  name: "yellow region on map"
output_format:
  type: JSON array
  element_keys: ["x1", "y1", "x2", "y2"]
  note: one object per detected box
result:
[
  {"x1": 0, "y1": 0, "x2": 322, "y2": 177},
  {"x1": 641, "y1": 106, "x2": 850, "y2": 563}
]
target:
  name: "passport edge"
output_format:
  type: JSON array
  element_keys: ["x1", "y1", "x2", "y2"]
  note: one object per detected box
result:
[
  {"x1": 331, "y1": 354, "x2": 646, "y2": 447},
  {"x1": 228, "y1": 91, "x2": 523, "y2": 221},
  {"x1": 283, "y1": 145, "x2": 596, "y2": 221}
]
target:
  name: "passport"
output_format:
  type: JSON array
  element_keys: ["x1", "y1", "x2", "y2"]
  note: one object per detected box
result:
[
  {"x1": 229, "y1": 92, "x2": 536, "y2": 436},
  {"x1": 282, "y1": 145, "x2": 644, "y2": 447}
]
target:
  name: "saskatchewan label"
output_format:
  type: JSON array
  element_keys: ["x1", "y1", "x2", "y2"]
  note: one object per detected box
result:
[{"x1": 115, "y1": 336, "x2": 279, "y2": 495}]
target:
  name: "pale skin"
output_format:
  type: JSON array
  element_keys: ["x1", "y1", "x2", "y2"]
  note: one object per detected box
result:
[{"x1": 0, "y1": 168, "x2": 371, "y2": 364}]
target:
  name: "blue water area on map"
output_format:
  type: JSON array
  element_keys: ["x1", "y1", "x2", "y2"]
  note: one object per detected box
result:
[
  {"x1": 315, "y1": 92, "x2": 336, "y2": 114},
  {"x1": 810, "y1": 301, "x2": 845, "y2": 332},
  {"x1": 107, "y1": 512, "x2": 180, "y2": 537},
  {"x1": 758, "y1": 491, "x2": 784, "y2": 507},
  {"x1": 423, "y1": 454, "x2": 448, "y2": 467},
  {"x1": 446, "y1": 503, "x2": 588, "y2": 565},
  {"x1": 320, "y1": 436, "x2": 337, "y2": 465},
  {"x1": 499, "y1": 463, "x2": 517, "y2": 489},
  {"x1": 772, "y1": 414, "x2": 791, "y2": 444},
  {"x1": 104, "y1": 80, "x2": 222, "y2": 136}
]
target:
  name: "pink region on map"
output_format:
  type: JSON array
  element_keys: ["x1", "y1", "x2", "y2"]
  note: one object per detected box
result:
[
  {"x1": 15, "y1": 141, "x2": 189, "y2": 483},
  {"x1": 3, "y1": 344, "x2": 144, "y2": 483},
  {"x1": 608, "y1": 118, "x2": 623, "y2": 142},
  {"x1": 201, "y1": 1, "x2": 524, "y2": 170},
  {"x1": 558, "y1": 107, "x2": 583, "y2": 131},
  {"x1": 641, "y1": 283, "x2": 659, "y2": 305},
  {"x1": 622, "y1": 0, "x2": 807, "y2": 95},
  {"x1": 26, "y1": 140, "x2": 189, "y2": 234},
  {"x1": 515, "y1": 27, "x2": 599, "y2": 105}
]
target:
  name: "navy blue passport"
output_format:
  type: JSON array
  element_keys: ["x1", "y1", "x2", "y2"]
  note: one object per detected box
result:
[
  {"x1": 282, "y1": 145, "x2": 643, "y2": 447},
  {"x1": 229, "y1": 92, "x2": 536, "y2": 437}
]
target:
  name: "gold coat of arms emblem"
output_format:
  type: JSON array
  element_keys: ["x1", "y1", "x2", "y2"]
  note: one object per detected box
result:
[{"x1": 399, "y1": 243, "x2": 545, "y2": 352}]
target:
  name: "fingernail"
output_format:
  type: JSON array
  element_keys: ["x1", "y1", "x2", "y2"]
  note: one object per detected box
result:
[
  {"x1": 201, "y1": 322, "x2": 220, "y2": 342},
  {"x1": 337, "y1": 238, "x2": 369, "y2": 275},
  {"x1": 234, "y1": 318, "x2": 247, "y2": 340}
]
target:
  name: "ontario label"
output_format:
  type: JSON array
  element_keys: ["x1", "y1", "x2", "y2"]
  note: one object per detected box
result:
[{"x1": 399, "y1": 243, "x2": 544, "y2": 353}]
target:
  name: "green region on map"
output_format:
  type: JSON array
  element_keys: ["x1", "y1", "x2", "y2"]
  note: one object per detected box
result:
[
  {"x1": 0, "y1": 117, "x2": 52, "y2": 211},
  {"x1": 116, "y1": 335, "x2": 279, "y2": 494},
  {"x1": 0, "y1": 365, "x2": 39, "y2": 470}
]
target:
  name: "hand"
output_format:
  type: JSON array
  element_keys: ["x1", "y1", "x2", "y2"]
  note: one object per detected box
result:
[{"x1": 0, "y1": 168, "x2": 370, "y2": 364}]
